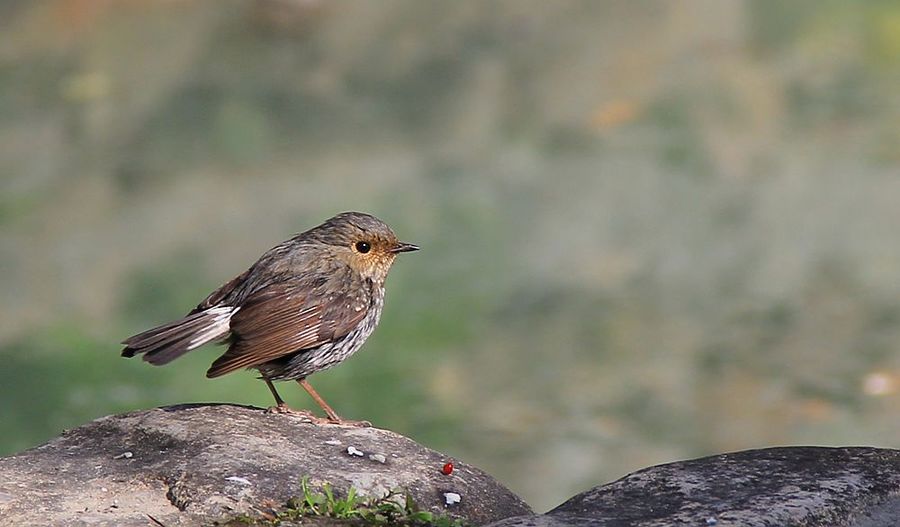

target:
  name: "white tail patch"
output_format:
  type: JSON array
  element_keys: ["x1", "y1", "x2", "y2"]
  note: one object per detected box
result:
[{"x1": 187, "y1": 306, "x2": 239, "y2": 350}]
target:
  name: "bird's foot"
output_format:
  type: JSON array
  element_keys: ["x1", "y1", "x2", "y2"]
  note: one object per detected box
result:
[
  {"x1": 265, "y1": 404, "x2": 322, "y2": 422},
  {"x1": 265, "y1": 404, "x2": 370, "y2": 427},
  {"x1": 329, "y1": 418, "x2": 371, "y2": 428}
]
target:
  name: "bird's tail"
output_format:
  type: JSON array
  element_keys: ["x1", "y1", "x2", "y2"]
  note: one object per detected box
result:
[{"x1": 121, "y1": 306, "x2": 237, "y2": 365}]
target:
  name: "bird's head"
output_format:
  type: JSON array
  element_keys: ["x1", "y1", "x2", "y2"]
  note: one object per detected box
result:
[{"x1": 311, "y1": 212, "x2": 418, "y2": 283}]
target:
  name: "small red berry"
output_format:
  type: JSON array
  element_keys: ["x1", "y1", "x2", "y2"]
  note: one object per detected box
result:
[{"x1": 441, "y1": 461, "x2": 454, "y2": 475}]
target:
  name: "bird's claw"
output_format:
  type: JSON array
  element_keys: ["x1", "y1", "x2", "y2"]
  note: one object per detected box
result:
[
  {"x1": 265, "y1": 404, "x2": 318, "y2": 421},
  {"x1": 331, "y1": 418, "x2": 371, "y2": 428},
  {"x1": 265, "y1": 404, "x2": 370, "y2": 427}
]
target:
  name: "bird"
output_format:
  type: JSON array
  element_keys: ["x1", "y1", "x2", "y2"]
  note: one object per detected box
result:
[{"x1": 121, "y1": 212, "x2": 418, "y2": 426}]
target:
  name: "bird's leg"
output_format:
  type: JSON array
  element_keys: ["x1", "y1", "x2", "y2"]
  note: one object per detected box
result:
[
  {"x1": 296, "y1": 379, "x2": 370, "y2": 427},
  {"x1": 264, "y1": 378, "x2": 288, "y2": 409},
  {"x1": 263, "y1": 378, "x2": 322, "y2": 422},
  {"x1": 296, "y1": 378, "x2": 340, "y2": 420}
]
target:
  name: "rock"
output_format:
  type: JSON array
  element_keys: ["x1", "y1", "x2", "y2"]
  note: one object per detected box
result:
[
  {"x1": 0, "y1": 404, "x2": 531, "y2": 526},
  {"x1": 7, "y1": 407, "x2": 899, "y2": 527},
  {"x1": 489, "y1": 446, "x2": 900, "y2": 527}
]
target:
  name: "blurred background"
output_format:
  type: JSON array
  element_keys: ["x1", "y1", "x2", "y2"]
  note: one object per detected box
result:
[{"x1": 2, "y1": 0, "x2": 900, "y2": 512}]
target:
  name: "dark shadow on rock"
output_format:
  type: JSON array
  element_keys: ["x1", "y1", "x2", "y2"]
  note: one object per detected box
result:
[{"x1": 157, "y1": 401, "x2": 263, "y2": 412}]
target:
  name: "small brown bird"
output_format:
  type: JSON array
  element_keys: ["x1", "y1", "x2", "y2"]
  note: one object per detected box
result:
[{"x1": 122, "y1": 212, "x2": 418, "y2": 426}]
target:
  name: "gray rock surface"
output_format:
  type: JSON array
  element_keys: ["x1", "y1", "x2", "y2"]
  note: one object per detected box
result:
[
  {"x1": 489, "y1": 446, "x2": 900, "y2": 527},
  {"x1": 0, "y1": 404, "x2": 531, "y2": 526},
  {"x1": 6, "y1": 405, "x2": 899, "y2": 527}
]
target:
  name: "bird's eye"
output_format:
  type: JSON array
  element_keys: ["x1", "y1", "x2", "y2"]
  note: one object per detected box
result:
[{"x1": 355, "y1": 241, "x2": 371, "y2": 254}]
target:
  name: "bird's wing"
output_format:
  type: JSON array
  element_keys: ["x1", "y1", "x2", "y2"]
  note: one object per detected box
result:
[{"x1": 205, "y1": 281, "x2": 370, "y2": 377}]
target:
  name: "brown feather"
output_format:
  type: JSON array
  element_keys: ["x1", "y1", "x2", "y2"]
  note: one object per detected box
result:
[
  {"x1": 205, "y1": 283, "x2": 369, "y2": 378},
  {"x1": 121, "y1": 307, "x2": 234, "y2": 365}
]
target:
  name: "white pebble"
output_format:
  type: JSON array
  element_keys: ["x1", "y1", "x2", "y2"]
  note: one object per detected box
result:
[
  {"x1": 226, "y1": 476, "x2": 252, "y2": 485},
  {"x1": 347, "y1": 446, "x2": 364, "y2": 457},
  {"x1": 368, "y1": 453, "x2": 386, "y2": 463},
  {"x1": 444, "y1": 492, "x2": 461, "y2": 505},
  {"x1": 324, "y1": 439, "x2": 342, "y2": 446}
]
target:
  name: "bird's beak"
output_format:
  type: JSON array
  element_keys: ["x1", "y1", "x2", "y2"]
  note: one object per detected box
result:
[{"x1": 391, "y1": 242, "x2": 420, "y2": 254}]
